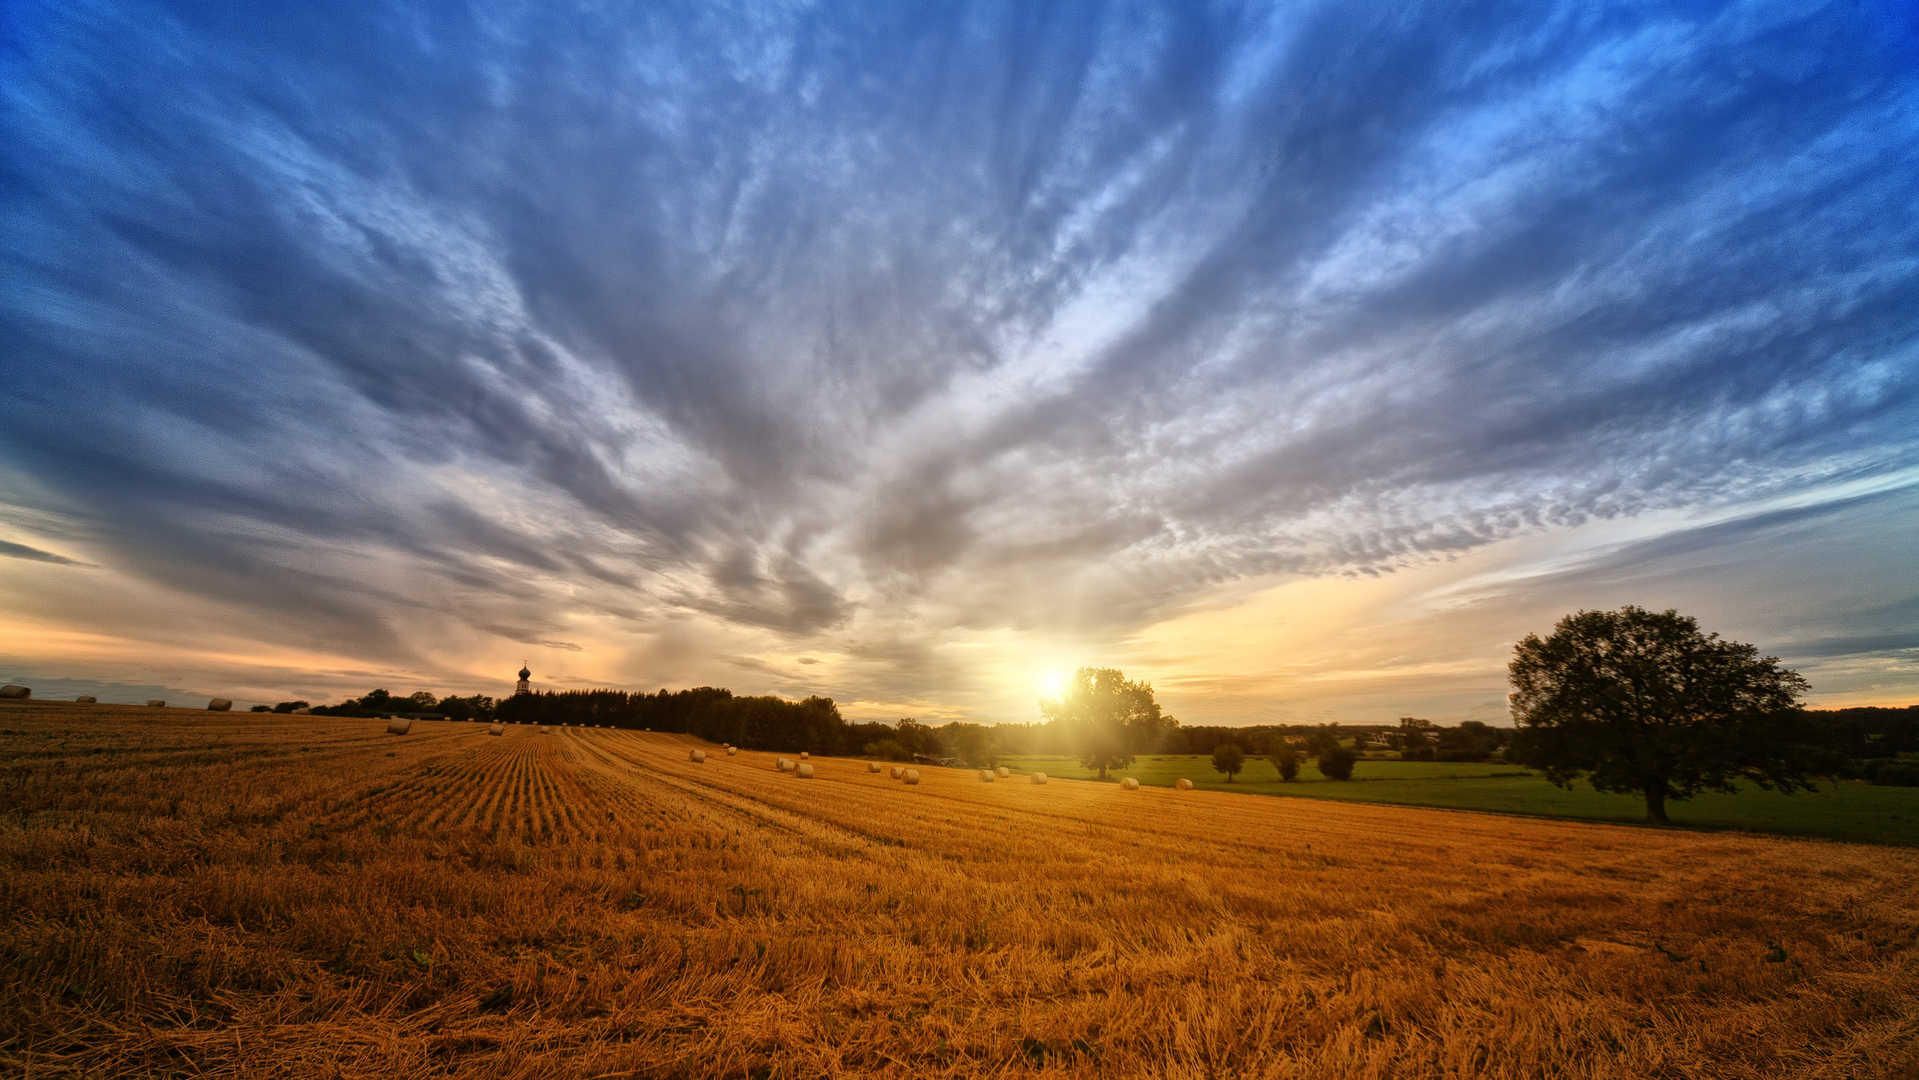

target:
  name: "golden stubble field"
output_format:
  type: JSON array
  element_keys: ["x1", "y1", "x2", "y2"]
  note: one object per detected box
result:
[{"x1": 2, "y1": 704, "x2": 1915, "y2": 1079}]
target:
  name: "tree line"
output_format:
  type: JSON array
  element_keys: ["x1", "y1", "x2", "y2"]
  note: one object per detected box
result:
[{"x1": 263, "y1": 605, "x2": 1916, "y2": 821}]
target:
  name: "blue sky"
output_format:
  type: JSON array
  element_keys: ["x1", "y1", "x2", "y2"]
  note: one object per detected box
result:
[{"x1": 2, "y1": 1, "x2": 1916, "y2": 721}]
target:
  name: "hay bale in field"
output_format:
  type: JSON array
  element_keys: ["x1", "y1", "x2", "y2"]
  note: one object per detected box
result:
[
  {"x1": 689, "y1": 748, "x2": 707, "y2": 763},
  {"x1": 800, "y1": 751, "x2": 809, "y2": 759},
  {"x1": 890, "y1": 765, "x2": 904, "y2": 779},
  {"x1": 1031, "y1": 772, "x2": 1048, "y2": 784},
  {"x1": 386, "y1": 717, "x2": 413, "y2": 735},
  {"x1": 796, "y1": 762, "x2": 814, "y2": 778},
  {"x1": 776, "y1": 757, "x2": 795, "y2": 772},
  {"x1": 1120, "y1": 777, "x2": 1140, "y2": 790},
  {"x1": 902, "y1": 768, "x2": 920, "y2": 785},
  {"x1": 995, "y1": 765, "x2": 1010, "y2": 778},
  {"x1": 979, "y1": 769, "x2": 995, "y2": 782},
  {"x1": 488, "y1": 723, "x2": 504, "y2": 735},
  {"x1": 74, "y1": 695, "x2": 96, "y2": 704},
  {"x1": 868, "y1": 761, "x2": 883, "y2": 772},
  {"x1": 207, "y1": 698, "x2": 232, "y2": 711},
  {"x1": 0, "y1": 685, "x2": 31, "y2": 700},
  {"x1": 727, "y1": 746, "x2": 738, "y2": 756},
  {"x1": 146, "y1": 699, "x2": 165, "y2": 708},
  {"x1": 1175, "y1": 778, "x2": 1193, "y2": 790}
]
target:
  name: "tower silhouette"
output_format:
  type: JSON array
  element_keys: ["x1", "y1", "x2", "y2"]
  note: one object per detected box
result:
[{"x1": 515, "y1": 662, "x2": 531, "y2": 696}]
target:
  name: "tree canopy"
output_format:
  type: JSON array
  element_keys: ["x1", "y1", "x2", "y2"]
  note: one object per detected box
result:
[
  {"x1": 1211, "y1": 743, "x2": 1245, "y2": 782},
  {"x1": 1040, "y1": 667, "x2": 1171, "y2": 780},
  {"x1": 1268, "y1": 739, "x2": 1301, "y2": 782},
  {"x1": 1509, "y1": 605, "x2": 1829, "y2": 823}
]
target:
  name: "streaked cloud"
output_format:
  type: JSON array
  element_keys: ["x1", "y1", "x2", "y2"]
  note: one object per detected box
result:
[{"x1": 2, "y1": 0, "x2": 1914, "y2": 720}]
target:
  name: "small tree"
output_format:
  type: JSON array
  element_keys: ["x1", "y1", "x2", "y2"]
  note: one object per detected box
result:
[
  {"x1": 1510, "y1": 605, "x2": 1829, "y2": 824},
  {"x1": 1040, "y1": 667, "x2": 1171, "y2": 780},
  {"x1": 1269, "y1": 741, "x2": 1301, "y2": 781},
  {"x1": 1211, "y1": 743, "x2": 1246, "y2": 782},
  {"x1": 1316, "y1": 745, "x2": 1357, "y2": 780}
]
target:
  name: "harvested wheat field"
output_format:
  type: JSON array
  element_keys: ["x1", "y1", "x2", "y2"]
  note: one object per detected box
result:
[{"x1": 2, "y1": 703, "x2": 1916, "y2": 1079}]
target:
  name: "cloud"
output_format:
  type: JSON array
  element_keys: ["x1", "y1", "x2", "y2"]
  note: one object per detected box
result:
[
  {"x1": 0, "y1": 539, "x2": 89, "y2": 566},
  {"x1": 1, "y1": 0, "x2": 1915, "y2": 719}
]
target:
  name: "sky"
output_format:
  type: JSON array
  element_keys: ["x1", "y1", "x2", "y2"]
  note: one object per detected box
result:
[{"x1": 2, "y1": 1, "x2": 1916, "y2": 724}]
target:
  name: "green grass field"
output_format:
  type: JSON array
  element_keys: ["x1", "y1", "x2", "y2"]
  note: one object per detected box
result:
[{"x1": 999, "y1": 753, "x2": 1919, "y2": 846}]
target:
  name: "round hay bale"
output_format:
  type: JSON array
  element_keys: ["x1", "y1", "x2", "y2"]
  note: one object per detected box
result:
[
  {"x1": 488, "y1": 723, "x2": 504, "y2": 735},
  {"x1": 74, "y1": 695, "x2": 96, "y2": 704},
  {"x1": 1175, "y1": 778, "x2": 1193, "y2": 790},
  {"x1": 979, "y1": 769, "x2": 995, "y2": 783},
  {"x1": 1, "y1": 685, "x2": 32, "y2": 700},
  {"x1": 902, "y1": 768, "x2": 920, "y2": 785},
  {"x1": 727, "y1": 746, "x2": 738, "y2": 756},
  {"x1": 1120, "y1": 777, "x2": 1140, "y2": 790},
  {"x1": 800, "y1": 751, "x2": 809, "y2": 759},
  {"x1": 890, "y1": 765, "x2": 904, "y2": 779},
  {"x1": 386, "y1": 717, "x2": 413, "y2": 735},
  {"x1": 776, "y1": 757, "x2": 794, "y2": 772},
  {"x1": 796, "y1": 762, "x2": 814, "y2": 779},
  {"x1": 145, "y1": 699, "x2": 165, "y2": 708},
  {"x1": 868, "y1": 761, "x2": 883, "y2": 772},
  {"x1": 689, "y1": 748, "x2": 707, "y2": 763},
  {"x1": 206, "y1": 698, "x2": 232, "y2": 711},
  {"x1": 995, "y1": 765, "x2": 1010, "y2": 778},
  {"x1": 1031, "y1": 772, "x2": 1048, "y2": 784}
]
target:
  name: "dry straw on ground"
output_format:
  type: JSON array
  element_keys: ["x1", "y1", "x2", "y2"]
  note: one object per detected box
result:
[{"x1": 1, "y1": 705, "x2": 1914, "y2": 1079}]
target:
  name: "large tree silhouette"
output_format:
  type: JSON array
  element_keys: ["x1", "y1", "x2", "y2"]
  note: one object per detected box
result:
[
  {"x1": 1510, "y1": 606, "x2": 1827, "y2": 823},
  {"x1": 1041, "y1": 667, "x2": 1170, "y2": 781}
]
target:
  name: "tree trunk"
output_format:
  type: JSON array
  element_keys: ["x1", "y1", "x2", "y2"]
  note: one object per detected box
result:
[
  {"x1": 1098, "y1": 764, "x2": 1108, "y2": 781},
  {"x1": 1643, "y1": 782, "x2": 1669, "y2": 824}
]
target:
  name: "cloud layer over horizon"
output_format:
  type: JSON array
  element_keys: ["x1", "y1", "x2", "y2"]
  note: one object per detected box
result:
[{"x1": 4, "y1": 1, "x2": 1917, "y2": 720}]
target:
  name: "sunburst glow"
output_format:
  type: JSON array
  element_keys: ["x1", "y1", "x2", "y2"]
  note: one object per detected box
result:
[{"x1": 1036, "y1": 668, "x2": 1071, "y2": 700}]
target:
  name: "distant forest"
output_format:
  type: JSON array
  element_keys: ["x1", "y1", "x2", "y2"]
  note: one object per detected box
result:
[{"x1": 268, "y1": 687, "x2": 1917, "y2": 781}]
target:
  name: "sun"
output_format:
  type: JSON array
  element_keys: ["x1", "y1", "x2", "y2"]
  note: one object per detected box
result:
[{"x1": 1036, "y1": 668, "x2": 1071, "y2": 700}]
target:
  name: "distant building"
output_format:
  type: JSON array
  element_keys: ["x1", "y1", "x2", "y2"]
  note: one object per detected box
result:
[{"x1": 515, "y1": 663, "x2": 531, "y2": 696}]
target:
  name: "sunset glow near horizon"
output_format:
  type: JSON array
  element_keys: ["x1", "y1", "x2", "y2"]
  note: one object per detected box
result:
[{"x1": 3, "y1": 2, "x2": 1916, "y2": 724}]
